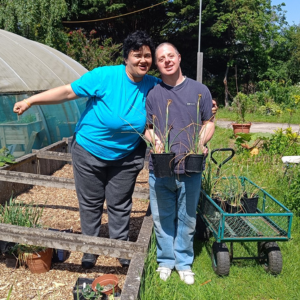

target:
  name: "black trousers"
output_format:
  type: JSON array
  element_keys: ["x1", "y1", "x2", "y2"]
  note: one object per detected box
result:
[{"x1": 71, "y1": 137, "x2": 146, "y2": 241}]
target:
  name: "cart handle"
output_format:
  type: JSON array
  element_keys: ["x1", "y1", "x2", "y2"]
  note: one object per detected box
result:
[{"x1": 211, "y1": 148, "x2": 235, "y2": 176}]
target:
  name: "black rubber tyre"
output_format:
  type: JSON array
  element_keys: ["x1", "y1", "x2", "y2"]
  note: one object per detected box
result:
[
  {"x1": 258, "y1": 242, "x2": 283, "y2": 275},
  {"x1": 195, "y1": 214, "x2": 211, "y2": 241},
  {"x1": 211, "y1": 242, "x2": 230, "y2": 276}
]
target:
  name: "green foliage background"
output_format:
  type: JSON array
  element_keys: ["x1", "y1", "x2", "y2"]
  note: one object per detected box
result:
[{"x1": 0, "y1": 0, "x2": 300, "y2": 102}]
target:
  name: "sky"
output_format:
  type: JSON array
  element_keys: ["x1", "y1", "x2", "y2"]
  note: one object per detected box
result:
[{"x1": 271, "y1": 0, "x2": 300, "y2": 25}]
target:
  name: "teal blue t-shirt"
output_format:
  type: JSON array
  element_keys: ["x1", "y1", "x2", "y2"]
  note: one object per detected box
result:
[{"x1": 71, "y1": 64, "x2": 160, "y2": 160}]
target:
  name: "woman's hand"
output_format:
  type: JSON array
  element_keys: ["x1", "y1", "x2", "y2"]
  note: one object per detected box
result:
[{"x1": 13, "y1": 100, "x2": 30, "y2": 115}]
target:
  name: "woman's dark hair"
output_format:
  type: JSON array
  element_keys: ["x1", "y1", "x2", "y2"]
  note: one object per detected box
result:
[{"x1": 123, "y1": 31, "x2": 155, "y2": 60}]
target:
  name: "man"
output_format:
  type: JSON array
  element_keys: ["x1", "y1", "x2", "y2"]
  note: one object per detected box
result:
[{"x1": 145, "y1": 43, "x2": 215, "y2": 284}]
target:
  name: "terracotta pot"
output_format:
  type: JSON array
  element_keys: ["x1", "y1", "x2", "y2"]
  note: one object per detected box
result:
[
  {"x1": 232, "y1": 123, "x2": 251, "y2": 136},
  {"x1": 92, "y1": 274, "x2": 119, "y2": 296},
  {"x1": 26, "y1": 248, "x2": 53, "y2": 274}
]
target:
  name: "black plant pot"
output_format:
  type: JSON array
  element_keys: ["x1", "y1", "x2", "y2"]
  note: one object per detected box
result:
[
  {"x1": 213, "y1": 198, "x2": 227, "y2": 212},
  {"x1": 226, "y1": 203, "x2": 243, "y2": 214},
  {"x1": 5, "y1": 253, "x2": 19, "y2": 269},
  {"x1": 185, "y1": 154, "x2": 205, "y2": 173},
  {"x1": 241, "y1": 196, "x2": 259, "y2": 213},
  {"x1": 151, "y1": 152, "x2": 175, "y2": 178},
  {"x1": 72, "y1": 277, "x2": 94, "y2": 300},
  {"x1": 0, "y1": 240, "x2": 16, "y2": 254}
]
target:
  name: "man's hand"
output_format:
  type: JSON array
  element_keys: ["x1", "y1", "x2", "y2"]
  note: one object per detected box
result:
[
  {"x1": 13, "y1": 100, "x2": 30, "y2": 116},
  {"x1": 212, "y1": 99, "x2": 218, "y2": 115}
]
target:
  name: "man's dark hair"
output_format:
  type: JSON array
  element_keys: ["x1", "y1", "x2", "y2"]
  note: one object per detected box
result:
[{"x1": 123, "y1": 31, "x2": 155, "y2": 60}]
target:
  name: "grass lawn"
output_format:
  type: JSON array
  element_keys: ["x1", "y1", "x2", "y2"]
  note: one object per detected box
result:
[
  {"x1": 217, "y1": 108, "x2": 300, "y2": 125},
  {"x1": 139, "y1": 126, "x2": 300, "y2": 300}
]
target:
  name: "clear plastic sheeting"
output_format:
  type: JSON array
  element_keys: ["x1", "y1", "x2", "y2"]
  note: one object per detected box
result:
[
  {"x1": 0, "y1": 29, "x2": 89, "y2": 158},
  {"x1": 0, "y1": 95, "x2": 86, "y2": 158},
  {"x1": 0, "y1": 30, "x2": 88, "y2": 93}
]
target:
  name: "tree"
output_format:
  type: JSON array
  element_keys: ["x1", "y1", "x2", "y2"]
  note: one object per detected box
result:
[
  {"x1": 0, "y1": 0, "x2": 70, "y2": 51},
  {"x1": 200, "y1": 0, "x2": 285, "y2": 105}
]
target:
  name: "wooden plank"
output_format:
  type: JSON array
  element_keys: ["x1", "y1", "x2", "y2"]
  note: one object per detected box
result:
[
  {"x1": 0, "y1": 170, "x2": 75, "y2": 189},
  {"x1": 0, "y1": 224, "x2": 147, "y2": 259},
  {"x1": 121, "y1": 252, "x2": 147, "y2": 300},
  {"x1": 137, "y1": 205, "x2": 153, "y2": 244},
  {"x1": 36, "y1": 151, "x2": 72, "y2": 162},
  {"x1": 0, "y1": 170, "x2": 150, "y2": 198}
]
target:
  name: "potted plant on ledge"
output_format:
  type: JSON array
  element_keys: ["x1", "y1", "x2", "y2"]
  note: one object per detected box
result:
[{"x1": 231, "y1": 92, "x2": 251, "y2": 135}]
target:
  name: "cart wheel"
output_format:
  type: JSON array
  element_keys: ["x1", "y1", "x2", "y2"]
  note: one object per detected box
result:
[
  {"x1": 195, "y1": 214, "x2": 210, "y2": 241},
  {"x1": 211, "y1": 242, "x2": 230, "y2": 276},
  {"x1": 258, "y1": 242, "x2": 283, "y2": 275}
]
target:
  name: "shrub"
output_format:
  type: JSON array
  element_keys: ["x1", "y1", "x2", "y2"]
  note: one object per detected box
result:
[
  {"x1": 66, "y1": 29, "x2": 123, "y2": 70},
  {"x1": 261, "y1": 127, "x2": 300, "y2": 156},
  {"x1": 282, "y1": 165, "x2": 300, "y2": 216}
]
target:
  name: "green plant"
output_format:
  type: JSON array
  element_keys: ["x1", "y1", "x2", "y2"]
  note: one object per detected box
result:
[
  {"x1": 184, "y1": 94, "x2": 214, "y2": 155},
  {"x1": 82, "y1": 282, "x2": 103, "y2": 300},
  {"x1": 12, "y1": 244, "x2": 47, "y2": 266},
  {"x1": 282, "y1": 165, "x2": 300, "y2": 217},
  {"x1": 150, "y1": 99, "x2": 173, "y2": 153},
  {"x1": 0, "y1": 196, "x2": 44, "y2": 227},
  {"x1": 214, "y1": 176, "x2": 244, "y2": 209},
  {"x1": 258, "y1": 102, "x2": 282, "y2": 116},
  {"x1": 261, "y1": 127, "x2": 300, "y2": 156},
  {"x1": 234, "y1": 132, "x2": 271, "y2": 154},
  {"x1": 231, "y1": 92, "x2": 250, "y2": 123},
  {"x1": 0, "y1": 147, "x2": 16, "y2": 167},
  {"x1": 17, "y1": 114, "x2": 37, "y2": 124}
]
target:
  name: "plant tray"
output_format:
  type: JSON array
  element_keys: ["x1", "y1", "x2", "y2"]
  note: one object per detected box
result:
[{"x1": 199, "y1": 176, "x2": 293, "y2": 243}]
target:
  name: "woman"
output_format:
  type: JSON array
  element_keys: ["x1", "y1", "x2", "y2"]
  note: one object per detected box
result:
[{"x1": 13, "y1": 31, "x2": 160, "y2": 269}]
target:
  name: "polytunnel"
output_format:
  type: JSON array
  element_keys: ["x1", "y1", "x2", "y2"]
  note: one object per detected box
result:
[{"x1": 0, "y1": 29, "x2": 88, "y2": 158}]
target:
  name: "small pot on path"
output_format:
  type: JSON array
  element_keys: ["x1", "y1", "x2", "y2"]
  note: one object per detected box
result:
[
  {"x1": 26, "y1": 248, "x2": 53, "y2": 274},
  {"x1": 92, "y1": 274, "x2": 119, "y2": 296},
  {"x1": 232, "y1": 123, "x2": 251, "y2": 136}
]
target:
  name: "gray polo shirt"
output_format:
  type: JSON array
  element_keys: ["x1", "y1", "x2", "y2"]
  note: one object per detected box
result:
[{"x1": 146, "y1": 77, "x2": 213, "y2": 174}]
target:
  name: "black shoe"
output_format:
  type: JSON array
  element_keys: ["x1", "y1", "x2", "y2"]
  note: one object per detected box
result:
[
  {"x1": 81, "y1": 253, "x2": 98, "y2": 269},
  {"x1": 118, "y1": 258, "x2": 131, "y2": 267}
]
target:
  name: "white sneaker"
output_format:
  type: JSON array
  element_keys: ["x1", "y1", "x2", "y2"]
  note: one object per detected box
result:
[
  {"x1": 178, "y1": 270, "x2": 195, "y2": 285},
  {"x1": 156, "y1": 267, "x2": 172, "y2": 281}
]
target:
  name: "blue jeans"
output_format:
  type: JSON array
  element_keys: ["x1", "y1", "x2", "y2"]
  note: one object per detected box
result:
[{"x1": 149, "y1": 171, "x2": 202, "y2": 271}]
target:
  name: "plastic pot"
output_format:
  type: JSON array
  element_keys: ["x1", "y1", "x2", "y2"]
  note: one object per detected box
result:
[
  {"x1": 185, "y1": 153, "x2": 205, "y2": 173},
  {"x1": 151, "y1": 152, "x2": 175, "y2": 178},
  {"x1": 242, "y1": 196, "x2": 259, "y2": 213}
]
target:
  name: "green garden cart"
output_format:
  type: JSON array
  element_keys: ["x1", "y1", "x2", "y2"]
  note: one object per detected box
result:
[{"x1": 197, "y1": 148, "x2": 293, "y2": 276}]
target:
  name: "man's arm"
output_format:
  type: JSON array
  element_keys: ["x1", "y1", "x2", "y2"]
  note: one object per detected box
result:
[
  {"x1": 13, "y1": 84, "x2": 78, "y2": 115},
  {"x1": 198, "y1": 120, "x2": 215, "y2": 155}
]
